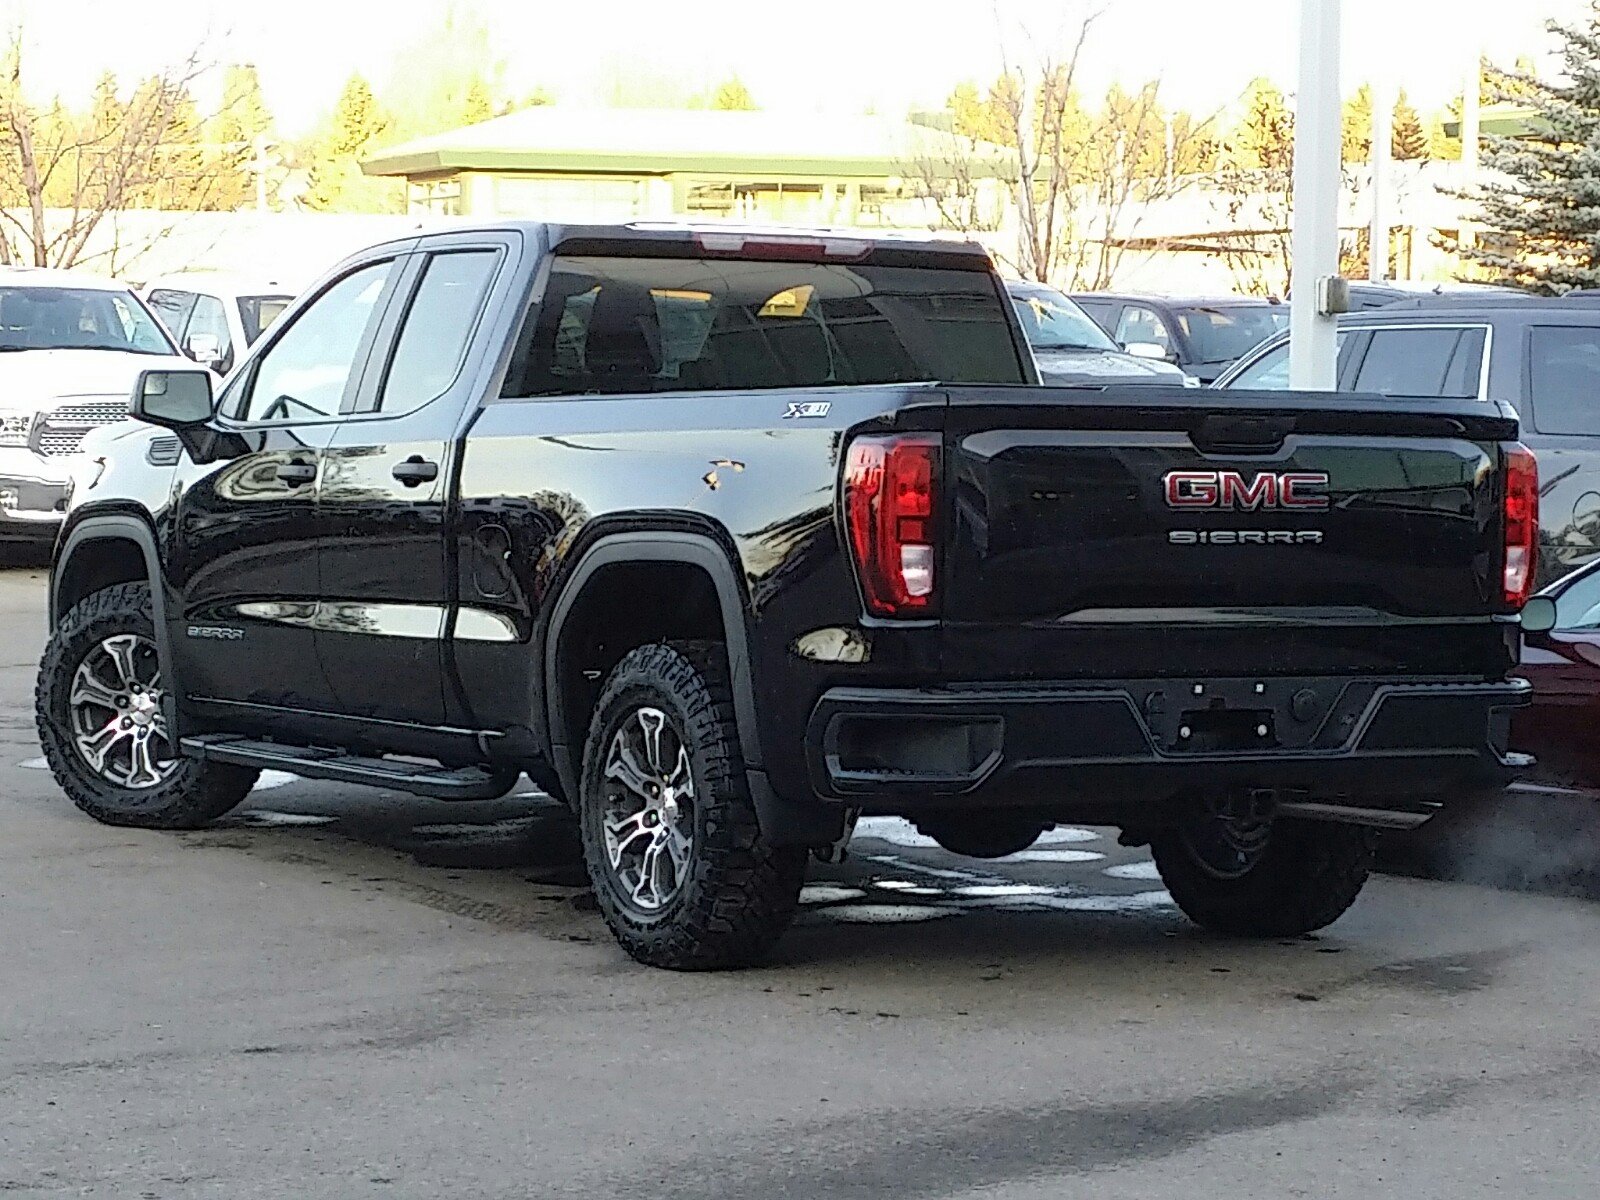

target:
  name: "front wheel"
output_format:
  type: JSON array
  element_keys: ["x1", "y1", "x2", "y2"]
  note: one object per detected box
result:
[
  {"x1": 36, "y1": 582, "x2": 258, "y2": 829},
  {"x1": 578, "y1": 640, "x2": 807, "y2": 970},
  {"x1": 1150, "y1": 816, "x2": 1373, "y2": 937}
]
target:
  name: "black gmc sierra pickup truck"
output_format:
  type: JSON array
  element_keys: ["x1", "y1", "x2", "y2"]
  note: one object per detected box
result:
[{"x1": 38, "y1": 222, "x2": 1536, "y2": 969}]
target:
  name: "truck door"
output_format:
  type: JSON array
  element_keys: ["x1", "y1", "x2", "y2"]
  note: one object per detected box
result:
[
  {"x1": 316, "y1": 236, "x2": 512, "y2": 729},
  {"x1": 166, "y1": 255, "x2": 405, "y2": 728}
]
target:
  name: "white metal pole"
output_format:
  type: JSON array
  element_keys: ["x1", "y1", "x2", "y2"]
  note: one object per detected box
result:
[
  {"x1": 1369, "y1": 83, "x2": 1391, "y2": 282},
  {"x1": 1289, "y1": 0, "x2": 1342, "y2": 390},
  {"x1": 1460, "y1": 48, "x2": 1481, "y2": 252}
]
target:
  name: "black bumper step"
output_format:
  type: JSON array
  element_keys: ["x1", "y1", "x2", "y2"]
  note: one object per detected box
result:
[{"x1": 180, "y1": 734, "x2": 518, "y2": 801}]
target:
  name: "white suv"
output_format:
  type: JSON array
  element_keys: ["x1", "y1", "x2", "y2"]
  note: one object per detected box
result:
[
  {"x1": 0, "y1": 268, "x2": 189, "y2": 544},
  {"x1": 142, "y1": 273, "x2": 296, "y2": 377}
]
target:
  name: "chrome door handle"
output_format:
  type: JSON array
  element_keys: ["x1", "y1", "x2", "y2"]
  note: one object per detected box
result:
[{"x1": 392, "y1": 457, "x2": 439, "y2": 487}]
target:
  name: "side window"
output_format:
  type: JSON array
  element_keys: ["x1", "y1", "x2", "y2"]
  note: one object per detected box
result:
[
  {"x1": 1529, "y1": 325, "x2": 1600, "y2": 435},
  {"x1": 1351, "y1": 327, "x2": 1485, "y2": 398},
  {"x1": 1074, "y1": 298, "x2": 1118, "y2": 334},
  {"x1": 1554, "y1": 569, "x2": 1600, "y2": 629},
  {"x1": 1115, "y1": 305, "x2": 1171, "y2": 350},
  {"x1": 146, "y1": 289, "x2": 197, "y2": 341},
  {"x1": 230, "y1": 261, "x2": 392, "y2": 423},
  {"x1": 184, "y1": 294, "x2": 235, "y2": 375},
  {"x1": 1226, "y1": 333, "x2": 1355, "y2": 390},
  {"x1": 376, "y1": 250, "x2": 499, "y2": 416},
  {"x1": 1228, "y1": 342, "x2": 1290, "y2": 389}
]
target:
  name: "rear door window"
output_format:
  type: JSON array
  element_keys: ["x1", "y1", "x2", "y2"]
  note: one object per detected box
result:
[
  {"x1": 1529, "y1": 325, "x2": 1600, "y2": 435},
  {"x1": 507, "y1": 254, "x2": 1024, "y2": 396},
  {"x1": 1350, "y1": 326, "x2": 1485, "y2": 398},
  {"x1": 376, "y1": 249, "x2": 500, "y2": 415}
]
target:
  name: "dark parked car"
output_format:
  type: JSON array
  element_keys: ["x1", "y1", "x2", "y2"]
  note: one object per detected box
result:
[
  {"x1": 1514, "y1": 559, "x2": 1600, "y2": 789},
  {"x1": 39, "y1": 222, "x2": 1533, "y2": 969},
  {"x1": 1005, "y1": 280, "x2": 1196, "y2": 387},
  {"x1": 1340, "y1": 280, "x2": 1523, "y2": 311},
  {"x1": 1070, "y1": 292, "x2": 1289, "y2": 383},
  {"x1": 1216, "y1": 294, "x2": 1600, "y2": 589}
]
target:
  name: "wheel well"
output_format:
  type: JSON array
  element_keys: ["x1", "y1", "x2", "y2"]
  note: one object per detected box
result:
[
  {"x1": 553, "y1": 560, "x2": 727, "y2": 762},
  {"x1": 54, "y1": 537, "x2": 150, "y2": 619}
]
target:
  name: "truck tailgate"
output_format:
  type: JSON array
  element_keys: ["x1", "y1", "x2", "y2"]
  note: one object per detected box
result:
[{"x1": 939, "y1": 385, "x2": 1521, "y2": 680}]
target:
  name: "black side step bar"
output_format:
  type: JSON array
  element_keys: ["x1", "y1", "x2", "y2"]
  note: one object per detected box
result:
[{"x1": 181, "y1": 734, "x2": 519, "y2": 801}]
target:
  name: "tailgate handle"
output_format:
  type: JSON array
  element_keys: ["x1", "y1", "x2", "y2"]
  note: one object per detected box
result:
[{"x1": 1190, "y1": 414, "x2": 1294, "y2": 455}]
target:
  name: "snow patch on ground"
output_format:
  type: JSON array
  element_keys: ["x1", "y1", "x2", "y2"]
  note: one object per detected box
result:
[
  {"x1": 1103, "y1": 860, "x2": 1162, "y2": 882},
  {"x1": 812, "y1": 904, "x2": 957, "y2": 924},
  {"x1": 800, "y1": 884, "x2": 868, "y2": 905},
  {"x1": 991, "y1": 848, "x2": 1105, "y2": 865},
  {"x1": 17, "y1": 757, "x2": 47, "y2": 770},
  {"x1": 234, "y1": 811, "x2": 336, "y2": 827},
  {"x1": 251, "y1": 770, "x2": 299, "y2": 791}
]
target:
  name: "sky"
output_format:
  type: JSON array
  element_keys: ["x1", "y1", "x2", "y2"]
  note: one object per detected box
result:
[{"x1": 2, "y1": 0, "x2": 1590, "y2": 137}]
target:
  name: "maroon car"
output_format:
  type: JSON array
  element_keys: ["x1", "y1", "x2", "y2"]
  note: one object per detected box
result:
[{"x1": 1517, "y1": 563, "x2": 1600, "y2": 789}]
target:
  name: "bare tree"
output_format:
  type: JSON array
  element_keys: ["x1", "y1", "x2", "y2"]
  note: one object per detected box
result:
[
  {"x1": 0, "y1": 28, "x2": 222, "y2": 270},
  {"x1": 913, "y1": 7, "x2": 1216, "y2": 290}
]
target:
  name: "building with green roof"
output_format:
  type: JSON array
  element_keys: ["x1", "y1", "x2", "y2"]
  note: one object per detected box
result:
[{"x1": 360, "y1": 106, "x2": 1015, "y2": 229}]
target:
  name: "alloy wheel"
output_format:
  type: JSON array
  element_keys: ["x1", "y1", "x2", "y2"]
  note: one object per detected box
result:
[
  {"x1": 67, "y1": 633, "x2": 176, "y2": 790},
  {"x1": 600, "y1": 705, "x2": 696, "y2": 912}
]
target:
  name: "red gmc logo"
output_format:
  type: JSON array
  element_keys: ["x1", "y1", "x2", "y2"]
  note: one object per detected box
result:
[{"x1": 1164, "y1": 470, "x2": 1330, "y2": 511}]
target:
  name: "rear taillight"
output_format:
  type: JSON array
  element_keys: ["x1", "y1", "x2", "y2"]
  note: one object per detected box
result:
[
  {"x1": 1503, "y1": 442, "x2": 1539, "y2": 607},
  {"x1": 844, "y1": 433, "x2": 939, "y2": 617}
]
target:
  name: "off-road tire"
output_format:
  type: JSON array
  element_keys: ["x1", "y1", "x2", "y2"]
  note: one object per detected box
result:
[
  {"x1": 1150, "y1": 819, "x2": 1373, "y2": 937},
  {"x1": 578, "y1": 640, "x2": 807, "y2": 970},
  {"x1": 36, "y1": 582, "x2": 258, "y2": 829}
]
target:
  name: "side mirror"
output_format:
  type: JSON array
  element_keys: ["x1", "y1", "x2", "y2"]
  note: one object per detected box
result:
[
  {"x1": 1520, "y1": 596, "x2": 1558, "y2": 634},
  {"x1": 1124, "y1": 341, "x2": 1175, "y2": 363},
  {"x1": 130, "y1": 369, "x2": 214, "y2": 429},
  {"x1": 184, "y1": 332, "x2": 224, "y2": 372}
]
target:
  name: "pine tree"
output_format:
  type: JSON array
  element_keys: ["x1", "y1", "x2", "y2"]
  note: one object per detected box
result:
[
  {"x1": 461, "y1": 74, "x2": 493, "y2": 125},
  {"x1": 1391, "y1": 89, "x2": 1428, "y2": 160},
  {"x1": 209, "y1": 64, "x2": 274, "y2": 211},
  {"x1": 1461, "y1": 13, "x2": 1600, "y2": 292},
  {"x1": 1342, "y1": 84, "x2": 1373, "y2": 163},
  {"x1": 1232, "y1": 78, "x2": 1293, "y2": 171},
  {"x1": 304, "y1": 74, "x2": 389, "y2": 213},
  {"x1": 711, "y1": 77, "x2": 756, "y2": 111}
]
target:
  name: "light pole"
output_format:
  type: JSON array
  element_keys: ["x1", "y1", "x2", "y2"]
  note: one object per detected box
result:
[
  {"x1": 1288, "y1": 0, "x2": 1343, "y2": 390},
  {"x1": 1369, "y1": 81, "x2": 1392, "y2": 283}
]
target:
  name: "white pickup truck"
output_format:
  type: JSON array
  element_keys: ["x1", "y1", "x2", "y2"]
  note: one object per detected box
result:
[{"x1": 0, "y1": 269, "x2": 189, "y2": 545}]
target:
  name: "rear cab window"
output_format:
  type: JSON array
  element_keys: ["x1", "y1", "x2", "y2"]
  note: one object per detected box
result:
[{"x1": 506, "y1": 252, "x2": 1026, "y2": 396}]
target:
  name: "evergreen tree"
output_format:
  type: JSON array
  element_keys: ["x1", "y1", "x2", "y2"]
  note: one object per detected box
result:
[
  {"x1": 209, "y1": 64, "x2": 274, "y2": 210},
  {"x1": 1461, "y1": 13, "x2": 1600, "y2": 292},
  {"x1": 461, "y1": 74, "x2": 493, "y2": 125},
  {"x1": 1342, "y1": 84, "x2": 1372, "y2": 163},
  {"x1": 711, "y1": 77, "x2": 757, "y2": 111},
  {"x1": 1391, "y1": 89, "x2": 1428, "y2": 160},
  {"x1": 304, "y1": 74, "x2": 390, "y2": 212},
  {"x1": 1232, "y1": 78, "x2": 1293, "y2": 170}
]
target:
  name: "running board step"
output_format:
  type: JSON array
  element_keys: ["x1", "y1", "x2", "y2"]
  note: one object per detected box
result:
[{"x1": 180, "y1": 734, "x2": 518, "y2": 801}]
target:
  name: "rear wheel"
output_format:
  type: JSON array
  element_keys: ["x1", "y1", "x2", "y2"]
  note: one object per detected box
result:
[
  {"x1": 578, "y1": 640, "x2": 806, "y2": 970},
  {"x1": 36, "y1": 583, "x2": 258, "y2": 829},
  {"x1": 1150, "y1": 814, "x2": 1372, "y2": 937}
]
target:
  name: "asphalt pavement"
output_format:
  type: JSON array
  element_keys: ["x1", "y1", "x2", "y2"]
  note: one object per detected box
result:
[{"x1": 2, "y1": 563, "x2": 1599, "y2": 1198}]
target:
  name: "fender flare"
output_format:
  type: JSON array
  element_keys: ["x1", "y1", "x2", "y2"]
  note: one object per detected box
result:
[
  {"x1": 543, "y1": 531, "x2": 760, "y2": 799},
  {"x1": 53, "y1": 515, "x2": 179, "y2": 731}
]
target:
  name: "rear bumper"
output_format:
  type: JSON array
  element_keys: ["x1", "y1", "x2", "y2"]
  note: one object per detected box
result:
[{"x1": 805, "y1": 675, "x2": 1532, "y2": 828}]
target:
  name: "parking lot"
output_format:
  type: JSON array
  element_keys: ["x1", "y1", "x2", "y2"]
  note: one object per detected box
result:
[{"x1": 2, "y1": 562, "x2": 1599, "y2": 1198}]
